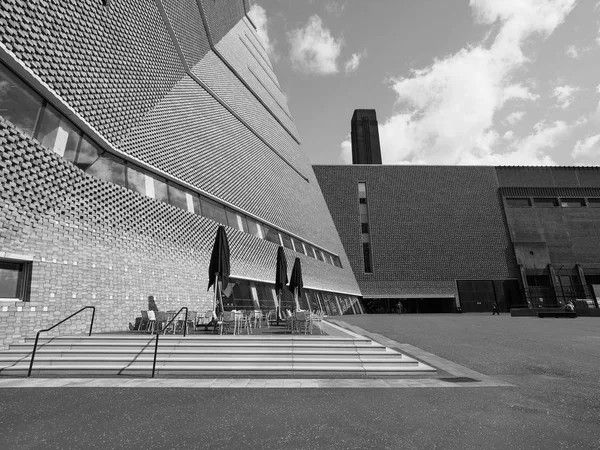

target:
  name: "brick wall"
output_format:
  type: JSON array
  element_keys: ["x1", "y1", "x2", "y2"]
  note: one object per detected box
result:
[{"x1": 314, "y1": 166, "x2": 519, "y2": 298}]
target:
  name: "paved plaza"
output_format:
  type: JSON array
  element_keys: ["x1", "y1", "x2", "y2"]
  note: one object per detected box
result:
[{"x1": 1, "y1": 313, "x2": 599, "y2": 449}]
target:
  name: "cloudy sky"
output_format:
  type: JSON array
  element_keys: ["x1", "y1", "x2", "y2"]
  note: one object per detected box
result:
[{"x1": 249, "y1": 0, "x2": 600, "y2": 166}]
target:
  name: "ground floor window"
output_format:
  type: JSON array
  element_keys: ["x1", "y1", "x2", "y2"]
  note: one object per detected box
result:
[
  {"x1": 457, "y1": 279, "x2": 521, "y2": 312},
  {"x1": 0, "y1": 260, "x2": 32, "y2": 301}
]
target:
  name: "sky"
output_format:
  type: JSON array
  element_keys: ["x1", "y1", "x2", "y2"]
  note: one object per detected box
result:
[{"x1": 248, "y1": 0, "x2": 600, "y2": 166}]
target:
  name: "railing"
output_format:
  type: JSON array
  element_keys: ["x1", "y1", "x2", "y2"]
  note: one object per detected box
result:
[
  {"x1": 152, "y1": 307, "x2": 188, "y2": 378},
  {"x1": 28, "y1": 306, "x2": 96, "y2": 377}
]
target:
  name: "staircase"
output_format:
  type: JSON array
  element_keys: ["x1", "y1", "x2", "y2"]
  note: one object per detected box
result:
[{"x1": 0, "y1": 334, "x2": 436, "y2": 378}]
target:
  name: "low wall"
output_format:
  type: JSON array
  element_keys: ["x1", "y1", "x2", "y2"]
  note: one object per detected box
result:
[{"x1": 510, "y1": 308, "x2": 600, "y2": 317}]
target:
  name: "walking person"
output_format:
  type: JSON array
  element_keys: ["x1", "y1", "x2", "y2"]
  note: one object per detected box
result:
[{"x1": 492, "y1": 301, "x2": 500, "y2": 315}]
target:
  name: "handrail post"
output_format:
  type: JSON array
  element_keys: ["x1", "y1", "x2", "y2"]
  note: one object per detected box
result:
[
  {"x1": 152, "y1": 333, "x2": 159, "y2": 378},
  {"x1": 27, "y1": 331, "x2": 42, "y2": 377},
  {"x1": 183, "y1": 308, "x2": 188, "y2": 337},
  {"x1": 89, "y1": 307, "x2": 96, "y2": 336}
]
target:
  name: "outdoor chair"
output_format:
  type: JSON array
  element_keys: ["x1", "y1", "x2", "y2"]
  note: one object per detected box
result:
[
  {"x1": 155, "y1": 311, "x2": 168, "y2": 334},
  {"x1": 146, "y1": 310, "x2": 157, "y2": 334},
  {"x1": 139, "y1": 310, "x2": 150, "y2": 332},
  {"x1": 295, "y1": 311, "x2": 311, "y2": 334},
  {"x1": 198, "y1": 310, "x2": 215, "y2": 331},
  {"x1": 184, "y1": 311, "x2": 197, "y2": 334},
  {"x1": 284, "y1": 309, "x2": 295, "y2": 333},
  {"x1": 219, "y1": 311, "x2": 235, "y2": 335},
  {"x1": 260, "y1": 310, "x2": 272, "y2": 329},
  {"x1": 310, "y1": 311, "x2": 325, "y2": 334}
]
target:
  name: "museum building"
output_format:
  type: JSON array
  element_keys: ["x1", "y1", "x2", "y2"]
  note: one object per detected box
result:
[{"x1": 0, "y1": 0, "x2": 363, "y2": 348}]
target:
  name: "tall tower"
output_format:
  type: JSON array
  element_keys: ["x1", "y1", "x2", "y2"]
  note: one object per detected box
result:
[{"x1": 351, "y1": 109, "x2": 382, "y2": 164}]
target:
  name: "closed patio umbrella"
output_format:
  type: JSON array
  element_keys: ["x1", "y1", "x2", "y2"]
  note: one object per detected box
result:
[
  {"x1": 207, "y1": 225, "x2": 230, "y2": 315},
  {"x1": 288, "y1": 257, "x2": 303, "y2": 313},
  {"x1": 275, "y1": 246, "x2": 288, "y2": 324}
]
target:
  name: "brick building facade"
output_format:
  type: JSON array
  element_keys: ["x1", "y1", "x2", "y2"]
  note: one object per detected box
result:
[
  {"x1": 0, "y1": 0, "x2": 361, "y2": 348},
  {"x1": 314, "y1": 165, "x2": 600, "y2": 313}
]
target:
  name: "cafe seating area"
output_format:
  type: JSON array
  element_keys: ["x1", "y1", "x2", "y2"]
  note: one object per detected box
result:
[{"x1": 132, "y1": 309, "x2": 328, "y2": 336}]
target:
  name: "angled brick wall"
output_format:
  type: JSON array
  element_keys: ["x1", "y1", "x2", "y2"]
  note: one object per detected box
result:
[{"x1": 314, "y1": 166, "x2": 519, "y2": 298}]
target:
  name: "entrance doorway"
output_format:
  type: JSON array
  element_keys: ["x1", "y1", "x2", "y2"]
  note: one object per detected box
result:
[{"x1": 456, "y1": 279, "x2": 521, "y2": 312}]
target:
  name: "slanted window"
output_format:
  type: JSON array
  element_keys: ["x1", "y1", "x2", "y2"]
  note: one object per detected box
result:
[
  {"x1": 225, "y1": 208, "x2": 247, "y2": 232},
  {"x1": 560, "y1": 198, "x2": 585, "y2": 208},
  {"x1": 0, "y1": 260, "x2": 32, "y2": 302},
  {"x1": 246, "y1": 217, "x2": 263, "y2": 238},
  {"x1": 86, "y1": 153, "x2": 126, "y2": 187},
  {"x1": 291, "y1": 237, "x2": 305, "y2": 255},
  {"x1": 168, "y1": 184, "x2": 189, "y2": 212},
  {"x1": 533, "y1": 198, "x2": 558, "y2": 207},
  {"x1": 0, "y1": 63, "x2": 43, "y2": 137},
  {"x1": 201, "y1": 197, "x2": 227, "y2": 225},
  {"x1": 506, "y1": 198, "x2": 531, "y2": 207},
  {"x1": 280, "y1": 233, "x2": 294, "y2": 250},
  {"x1": 262, "y1": 225, "x2": 281, "y2": 245},
  {"x1": 35, "y1": 105, "x2": 81, "y2": 161},
  {"x1": 74, "y1": 136, "x2": 102, "y2": 171}
]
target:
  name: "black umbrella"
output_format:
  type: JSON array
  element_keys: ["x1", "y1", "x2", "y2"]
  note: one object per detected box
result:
[
  {"x1": 207, "y1": 225, "x2": 230, "y2": 314},
  {"x1": 288, "y1": 257, "x2": 303, "y2": 312},
  {"x1": 275, "y1": 246, "x2": 288, "y2": 323}
]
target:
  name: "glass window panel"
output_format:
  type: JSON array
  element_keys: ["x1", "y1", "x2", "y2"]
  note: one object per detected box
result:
[
  {"x1": 305, "y1": 245, "x2": 316, "y2": 258},
  {"x1": 86, "y1": 154, "x2": 126, "y2": 187},
  {"x1": 533, "y1": 198, "x2": 558, "y2": 207},
  {"x1": 334, "y1": 256, "x2": 342, "y2": 268},
  {"x1": 226, "y1": 208, "x2": 247, "y2": 232},
  {"x1": 316, "y1": 250, "x2": 325, "y2": 262},
  {"x1": 560, "y1": 198, "x2": 585, "y2": 207},
  {"x1": 0, "y1": 64, "x2": 43, "y2": 137},
  {"x1": 506, "y1": 198, "x2": 531, "y2": 207},
  {"x1": 361, "y1": 223, "x2": 370, "y2": 233},
  {"x1": 192, "y1": 194, "x2": 201, "y2": 215},
  {"x1": 200, "y1": 197, "x2": 228, "y2": 224},
  {"x1": 152, "y1": 177, "x2": 168, "y2": 203},
  {"x1": 246, "y1": 217, "x2": 263, "y2": 238},
  {"x1": 588, "y1": 198, "x2": 600, "y2": 207},
  {"x1": 262, "y1": 225, "x2": 281, "y2": 245},
  {"x1": 168, "y1": 184, "x2": 188, "y2": 211},
  {"x1": 291, "y1": 237, "x2": 305, "y2": 254},
  {"x1": 327, "y1": 254, "x2": 335, "y2": 265},
  {"x1": 280, "y1": 233, "x2": 294, "y2": 250},
  {"x1": 231, "y1": 279, "x2": 253, "y2": 310},
  {"x1": 127, "y1": 165, "x2": 147, "y2": 196},
  {"x1": 254, "y1": 282, "x2": 276, "y2": 309},
  {"x1": 0, "y1": 261, "x2": 21, "y2": 298},
  {"x1": 75, "y1": 136, "x2": 102, "y2": 171},
  {"x1": 35, "y1": 104, "x2": 80, "y2": 160}
]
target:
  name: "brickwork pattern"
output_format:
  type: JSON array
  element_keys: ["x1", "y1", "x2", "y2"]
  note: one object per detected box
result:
[
  {"x1": 162, "y1": 0, "x2": 211, "y2": 67},
  {"x1": 0, "y1": 120, "x2": 359, "y2": 349},
  {"x1": 496, "y1": 167, "x2": 600, "y2": 188},
  {"x1": 200, "y1": 0, "x2": 247, "y2": 45},
  {"x1": 0, "y1": 0, "x2": 185, "y2": 146},
  {"x1": 314, "y1": 166, "x2": 519, "y2": 298}
]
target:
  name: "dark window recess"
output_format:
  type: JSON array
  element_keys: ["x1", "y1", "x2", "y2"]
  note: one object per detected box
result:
[
  {"x1": 533, "y1": 198, "x2": 558, "y2": 207},
  {"x1": 560, "y1": 198, "x2": 585, "y2": 208},
  {"x1": 230, "y1": 279, "x2": 254, "y2": 309},
  {"x1": 506, "y1": 198, "x2": 531, "y2": 207},
  {"x1": 254, "y1": 282, "x2": 275, "y2": 308},
  {"x1": 588, "y1": 198, "x2": 600, "y2": 208},
  {"x1": 361, "y1": 223, "x2": 370, "y2": 233},
  {"x1": 359, "y1": 197, "x2": 367, "y2": 204},
  {"x1": 333, "y1": 256, "x2": 342, "y2": 268},
  {"x1": 363, "y1": 242, "x2": 372, "y2": 273},
  {"x1": 0, "y1": 260, "x2": 32, "y2": 301},
  {"x1": 526, "y1": 275, "x2": 551, "y2": 287}
]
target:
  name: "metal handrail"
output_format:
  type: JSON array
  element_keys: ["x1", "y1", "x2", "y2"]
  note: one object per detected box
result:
[
  {"x1": 152, "y1": 307, "x2": 188, "y2": 378},
  {"x1": 28, "y1": 306, "x2": 96, "y2": 377}
]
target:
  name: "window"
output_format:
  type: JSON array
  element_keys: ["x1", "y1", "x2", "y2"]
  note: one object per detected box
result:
[
  {"x1": 588, "y1": 198, "x2": 600, "y2": 208},
  {"x1": 226, "y1": 208, "x2": 247, "y2": 232},
  {"x1": 254, "y1": 282, "x2": 276, "y2": 309},
  {"x1": 0, "y1": 260, "x2": 32, "y2": 301},
  {"x1": 332, "y1": 256, "x2": 342, "y2": 268},
  {"x1": 291, "y1": 237, "x2": 305, "y2": 255},
  {"x1": 262, "y1": 225, "x2": 281, "y2": 245},
  {"x1": 506, "y1": 198, "x2": 531, "y2": 207},
  {"x1": 316, "y1": 250, "x2": 325, "y2": 262},
  {"x1": 560, "y1": 198, "x2": 585, "y2": 208},
  {"x1": 363, "y1": 243, "x2": 372, "y2": 273},
  {"x1": 168, "y1": 184, "x2": 189, "y2": 212},
  {"x1": 246, "y1": 217, "x2": 263, "y2": 238},
  {"x1": 305, "y1": 245, "x2": 316, "y2": 259},
  {"x1": 201, "y1": 197, "x2": 227, "y2": 224},
  {"x1": 35, "y1": 105, "x2": 81, "y2": 161},
  {"x1": 86, "y1": 153, "x2": 126, "y2": 187},
  {"x1": 280, "y1": 233, "x2": 294, "y2": 251},
  {"x1": 533, "y1": 198, "x2": 558, "y2": 207},
  {"x1": 0, "y1": 63, "x2": 43, "y2": 137},
  {"x1": 73, "y1": 136, "x2": 102, "y2": 171},
  {"x1": 361, "y1": 223, "x2": 370, "y2": 233}
]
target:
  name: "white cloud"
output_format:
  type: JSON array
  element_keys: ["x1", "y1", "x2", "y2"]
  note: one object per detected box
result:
[
  {"x1": 325, "y1": 1, "x2": 346, "y2": 17},
  {"x1": 504, "y1": 111, "x2": 525, "y2": 125},
  {"x1": 597, "y1": 84, "x2": 600, "y2": 94},
  {"x1": 366, "y1": 0, "x2": 576, "y2": 165},
  {"x1": 572, "y1": 134, "x2": 600, "y2": 158},
  {"x1": 503, "y1": 130, "x2": 514, "y2": 140},
  {"x1": 248, "y1": 4, "x2": 277, "y2": 59},
  {"x1": 344, "y1": 51, "x2": 365, "y2": 75},
  {"x1": 288, "y1": 15, "x2": 343, "y2": 75},
  {"x1": 553, "y1": 85, "x2": 580, "y2": 109},
  {"x1": 340, "y1": 136, "x2": 352, "y2": 163},
  {"x1": 566, "y1": 44, "x2": 579, "y2": 58}
]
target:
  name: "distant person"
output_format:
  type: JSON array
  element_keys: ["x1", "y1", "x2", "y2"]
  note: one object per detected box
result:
[
  {"x1": 565, "y1": 301, "x2": 575, "y2": 312},
  {"x1": 492, "y1": 301, "x2": 500, "y2": 316},
  {"x1": 397, "y1": 302, "x2": 403, "y2": 315}
]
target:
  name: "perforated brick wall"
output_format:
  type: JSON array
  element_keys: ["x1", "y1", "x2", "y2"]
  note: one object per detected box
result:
[
  {"x1": 314, "y1": 165, "x2": 519, "y2": 298},
  {"x1": 0, "y1": 120, "x2": 359, "y2": 348}
]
